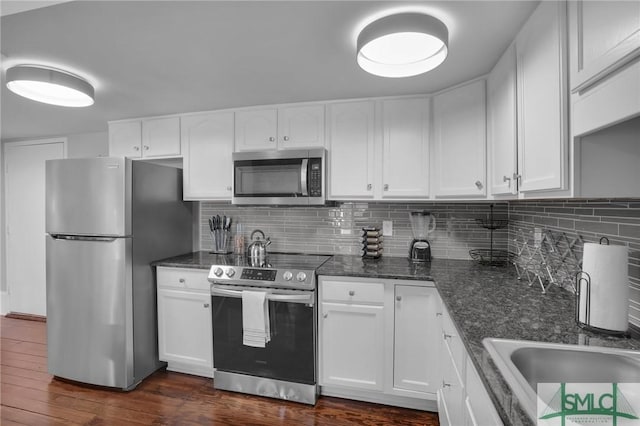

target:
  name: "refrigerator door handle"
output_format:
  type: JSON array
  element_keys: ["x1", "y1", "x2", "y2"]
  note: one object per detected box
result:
[{"x1": 50, "y1": 234, "x2": 118, "y2": 242}]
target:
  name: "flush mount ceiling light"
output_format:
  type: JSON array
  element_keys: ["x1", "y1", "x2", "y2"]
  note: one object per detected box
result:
[
  {"x1": 6, "y1": 65, "x2": 94, "y2": 107},
  {"x1": 357, "y1": 13, "x2": 449, "y2": 78}
]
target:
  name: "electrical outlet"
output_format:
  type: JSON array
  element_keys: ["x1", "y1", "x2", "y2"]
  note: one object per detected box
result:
[{"x1": 382, "y1": 220, "x2": 393, "y2": 236}]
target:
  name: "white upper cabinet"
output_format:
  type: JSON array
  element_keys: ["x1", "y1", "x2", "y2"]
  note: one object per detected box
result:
[
  {"x1": 515, "y1": 0, "x2": 568, "y2": 193},
  {"x1": 234, "y1": 109, "x2": 278, "y2": 151},
  {"x1": 488, "y1": 44, "x2": 518, "y2": 196},
  {"x1": 181, "y1": 111, "x2": 234, "y2": 200},
  {"x1": 327, "y1": 101, "x2": 375, "y2": 199},
  {"x1": 381, "y1": 98, "x2": 430, "y2": 199},
  {"x1": 432, "y1": 80, "x2": 486, "y2": 198},
  {"x1": 569, "y1": 0, "x2": 640, "y2": 92},
  {"x1": 277, "y1": 105, "x2": 325, "y2": 149},
  {"x1": 235, "y1": 105, "x2": 325, "y2": 151},
  {"x1": 109, "y1": 117, "x2": 180, "y2": 159},
  {"x1": 569, "y1": 1, "x2": 640, "y2": 137}
]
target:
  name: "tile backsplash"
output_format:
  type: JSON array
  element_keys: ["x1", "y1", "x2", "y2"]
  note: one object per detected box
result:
[
  {"x1": 199, "y1": 198, "x2": 640, "y2": 328},
  {"x1": 200, "y1": 202, "x2": 508, "y2": 258},
  {"x1": 508, "y1": 199, "x2": 640, "y2": 328}
]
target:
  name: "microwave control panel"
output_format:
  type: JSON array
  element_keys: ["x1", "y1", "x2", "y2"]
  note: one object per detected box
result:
[{"x1": 308, "y1": 158, "x2": 322, "y2": 197}]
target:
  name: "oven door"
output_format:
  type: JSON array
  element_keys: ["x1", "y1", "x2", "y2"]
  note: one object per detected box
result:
[{"x1": 211, "y1": 284, "x2": 316, "y2": 385}]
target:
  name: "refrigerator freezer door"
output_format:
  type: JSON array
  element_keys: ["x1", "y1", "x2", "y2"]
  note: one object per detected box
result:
[
  {"x1": 46, "y1": 235, "x2": 134, "y2": 389},
  {"x1": 46, "y1": 157, "x2": 130, "y2": 236}
]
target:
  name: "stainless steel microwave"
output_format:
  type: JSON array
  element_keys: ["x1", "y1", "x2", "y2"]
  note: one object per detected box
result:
[{"x1": 232, "y1": 149, "x2": 326, "y2": 205}]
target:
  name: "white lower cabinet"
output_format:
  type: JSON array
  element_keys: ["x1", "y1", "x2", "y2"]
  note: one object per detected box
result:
[
  {"x1": 393, "y1": 285, "x2": 441, "y2": 394},
  {"x1": 320, "y1": 301, "x2": 385, "y2": 391},
  {"x1": 438, "y1": 304, "x2": 502, "y2": 426},
  {"x1": 318, "y1": 276, "x2": 440, "y2": 410},
  {"x1": 156, "y1": 267, "x2": 214, "y2": 378}
]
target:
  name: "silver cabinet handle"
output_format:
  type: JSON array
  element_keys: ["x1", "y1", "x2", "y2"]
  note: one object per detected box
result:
[
  {"x1": 396, "y1": 296, "x2": 402, "y2": 302},
  {"x1": 442, "y1": 380, "x2": 451, "y2": 388},
  {"x1": 269, "y1": 136, "x2": 275, "y2": 142},
  {"x1": 514, "y1": 173, "x2": 522, "y2": 185},
  {"x1": 203, "y1": 303, "x2": 210, "y2": 308},
  {"x1": 226, "y1": 186, "x2": 232, "y2": 191},
  {"x1": 283, "y1": 136, "x2": 290, "y2": 141},
  {"x1": 133, "y1": 146, "x2": 140, "y2": 151},
  {"x1": 348, "y1": 290, "x2": 355, "y2": 296},
  {"x1": 179, "y1": 278, "x2": 185, "y2": 283},
  {"x1": 503, "y1": 175, "x2": 511, "y2": 183},
  {"x1": 323, "y1": 313, "x2": 328, "y2": 318},
  {"x1": 143, "y1": 145, "x2": 150, "y2": 151},
  {"x1": 367, "y1": 183, "x2": 372, "y2": 190},
  {"x1": 475, "y1": 180, "x2": 483, "y2": 190},
  {"x1": 436, "y1": 312, "x2": 443, "y2": 317},
  {"x1": 384, "y1": 184, "x2": 389, "y2": 191},
  {"x1": 443, "y1": 333, "x2": 453, "y2": 339}
]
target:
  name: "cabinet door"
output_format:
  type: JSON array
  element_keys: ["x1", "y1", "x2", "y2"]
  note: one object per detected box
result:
[
  {"x1": 157, "y1": 288, "x2": 213, "y2": 373},
  {"x1": 235, "y1": 109, "x2": 278, "y2": 151},
  {"x1": 393, "y1": 285, "x2": 441, "y2": 394},
  {"x1": 432, "y1": 81, "x2": 486, "y2": 198},
  {"x1": 181, "y1": 112, "x2": 234, "y2": 200},
  {"x1": 327, "y1": 101, "x2": 375, "y2": 199},
  {"x1": 109, "y1": 121, "x2": 142, "y2": 158},
  {"x1": 320, "y1": 302, "x2": 385, "y2": 391},
  {"x1": 516, "y1": 0, "x2": 568, "y2": 192},
  {"x1": 569, "y1": 0, "x2": 640, "y2": 92},
  {"x1": 278, "y1": 105, "x2": 325, "y2": 149},
  {"x1": 142, "y1": 116, "x2": 181, "y2": 158},
  {"x1": 381, "y1": 98, "x2": 430, "y2": 199},
  {"x1": 488, "y1": 45, "x2": 518, "y2": 196},
  {"x1": 465, "y1": 357, "x2": 503, "y2": 426}
]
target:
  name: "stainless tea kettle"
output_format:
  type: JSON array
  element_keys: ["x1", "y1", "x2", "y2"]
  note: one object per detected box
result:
[{"x1": 247, "y1": 229, "x2": 271, "y2": 266}]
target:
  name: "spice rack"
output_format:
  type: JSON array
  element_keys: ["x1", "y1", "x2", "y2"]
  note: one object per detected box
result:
[{"x1": 361, "y1": 226, "x2": 383, "y2": 259}]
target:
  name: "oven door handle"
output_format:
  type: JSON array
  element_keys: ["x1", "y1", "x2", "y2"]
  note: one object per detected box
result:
[{"x1": 211, "y1": 287, "x2": 314, "y2": 305}]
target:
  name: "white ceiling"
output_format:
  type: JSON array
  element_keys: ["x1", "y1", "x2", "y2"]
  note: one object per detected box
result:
[{"x1": 0, "y1": 0, "x2": 539, "y2": 141}]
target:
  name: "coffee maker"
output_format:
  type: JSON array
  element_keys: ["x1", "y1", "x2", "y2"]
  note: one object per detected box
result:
[{"x1": 409, "y1": 211, "x2": 436, "y2": 262}]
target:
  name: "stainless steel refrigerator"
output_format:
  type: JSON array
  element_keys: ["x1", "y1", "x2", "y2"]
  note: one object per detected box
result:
[{"x1": 45, "y1": 157, "x2": 192, "y2": 390}]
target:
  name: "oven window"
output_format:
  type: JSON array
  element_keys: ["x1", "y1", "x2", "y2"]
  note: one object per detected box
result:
[
  {"x1": 211, "y1": 296, "x2": 315, "y2": 384},
  {"x1": 235, "y1": 159, "x2": 303, "y2": 197}
]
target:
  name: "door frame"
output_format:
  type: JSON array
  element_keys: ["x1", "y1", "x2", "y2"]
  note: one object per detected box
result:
[{"x1": 1, "y1": 138, "x2": 67, "y2": 315}]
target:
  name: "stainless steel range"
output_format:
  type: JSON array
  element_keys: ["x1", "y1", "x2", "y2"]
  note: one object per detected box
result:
[{"x1": 208, "y1": 253, "x2": 331, "y2": 405}]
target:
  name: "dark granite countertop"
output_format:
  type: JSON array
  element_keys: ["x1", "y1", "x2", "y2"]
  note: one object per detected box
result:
[{"x1": 154, "y1": 252, "x2": 640, "y2": 425}]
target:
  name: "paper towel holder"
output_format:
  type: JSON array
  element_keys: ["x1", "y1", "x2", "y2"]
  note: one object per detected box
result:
[{"x1": 574, "y1": 237, "x2": 629, "y2": 337}]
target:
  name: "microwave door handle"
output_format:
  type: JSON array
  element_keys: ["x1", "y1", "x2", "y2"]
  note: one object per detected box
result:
[{"x1": 300, "y1": 158, "x2": 309, "y2": 196}]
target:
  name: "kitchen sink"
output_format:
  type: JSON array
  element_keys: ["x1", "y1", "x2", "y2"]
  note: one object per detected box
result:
[{"x1": 483, "y1": 338, "x2": 640, "y2": 422}]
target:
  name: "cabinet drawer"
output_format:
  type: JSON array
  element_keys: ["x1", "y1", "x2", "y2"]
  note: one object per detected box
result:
[
  {"x1": 321, "y1": 280, "x2": 384, "y2": 304},
  {"x1": 157, "y1": 267, "x2": 210, "y2": 291}
]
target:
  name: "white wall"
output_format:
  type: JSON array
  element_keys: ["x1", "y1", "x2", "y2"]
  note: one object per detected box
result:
[
  {"x1": 579, "y1": 116, "x2": 640, "y2": 198},
  {"x1": 0, "y1": 131, "x2": 108, "y2": 306}
]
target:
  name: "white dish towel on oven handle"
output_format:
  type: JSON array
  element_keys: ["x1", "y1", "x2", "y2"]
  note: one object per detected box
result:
[{"x1": 241, "y1": 290, "x2": 271, "y2": 347}]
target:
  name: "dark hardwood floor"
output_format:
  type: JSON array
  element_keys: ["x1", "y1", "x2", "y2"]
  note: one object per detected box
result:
[{"x1": 1, "y1": 316, "x2": 439, "y2": 425}]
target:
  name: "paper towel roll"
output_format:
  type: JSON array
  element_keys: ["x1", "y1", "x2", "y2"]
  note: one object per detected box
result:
[{"x1": 578, "y1": 242, "x2": 629, "y2": 332}]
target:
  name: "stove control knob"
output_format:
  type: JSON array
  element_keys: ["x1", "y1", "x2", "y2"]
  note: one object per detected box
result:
[
  {"x1": 283, "y1": 271, "x2": 293, "y2": 281},
  {"x1": 213, "y1": 267, "x2": 224, "y2": 277},
  {"x1": 226, "y1": 268, "x2": 236, "y2": 278},
  {"x1": 296, "y1": 272, "x2": 307, "y2": 282}
]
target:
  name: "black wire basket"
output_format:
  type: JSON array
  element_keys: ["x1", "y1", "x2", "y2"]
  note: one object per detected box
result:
[{"x1": 469, "y1": 249, "x2": 515, "y2": 266}]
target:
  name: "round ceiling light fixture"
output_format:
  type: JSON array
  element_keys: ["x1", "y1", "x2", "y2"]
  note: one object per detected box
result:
[
  {"x1": 6, "y1": 65, "x2": 95, "y2": 107},
  {"x1": 357, "y1": 13, "x2": 449, "y2": 78}
]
